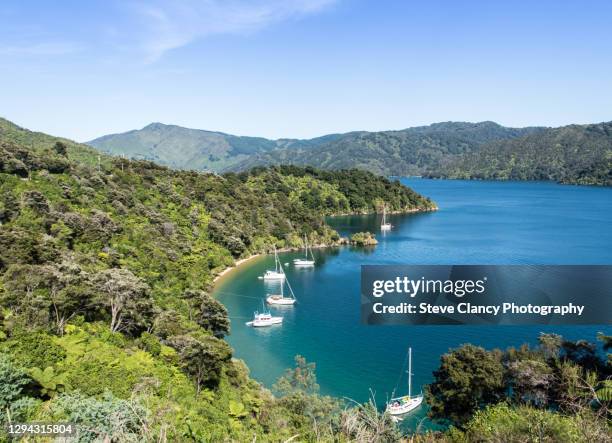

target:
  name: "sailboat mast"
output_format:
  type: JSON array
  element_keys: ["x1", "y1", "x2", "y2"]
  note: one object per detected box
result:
[
  {"x1": 408, "y1": 347, "x2": 412, "y2": 398},
  {"x1": 285, "y1": 275, "x2": 297, "y2": 301},
  {"x1": 274, "y1": 246, "x2": 279, "y2": 272}
]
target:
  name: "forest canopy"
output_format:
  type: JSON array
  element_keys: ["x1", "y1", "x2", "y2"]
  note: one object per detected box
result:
[{"x1": 0, "y1": 118, "x2": 434, "y2": 441}]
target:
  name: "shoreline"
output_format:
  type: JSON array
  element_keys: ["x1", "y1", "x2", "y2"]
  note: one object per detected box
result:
[
  {"x1": 212, "y1": 243, "x2": 341, "y2": 289},
  {"x1": 211, "y1": 206, "x2": 437, "y2": 289},
  {"x1": 330, "y1": 206, "x2": 438, "y2": 216},
  {"x1": 213, "y1": 253, "x2": 262, "y2": 285}
]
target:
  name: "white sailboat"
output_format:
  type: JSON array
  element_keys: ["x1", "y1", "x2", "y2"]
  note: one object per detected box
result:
[
  {"x1": 266, "y1": 268, "x2": 297, "y2": 305},
  {"x1": 262, "y1": 246, "x2": 286, "y2": 280},
  {"x1": 293, "y1": 235, "x2": 315, "y2": 267},
  {"x1": 386, "y1": 347, "x2": 423, "y2": 416},
  {"x1": 246, "y1": 301, "x2": 283, "y2": 327},
  {"x1": 381, "y1": 205, "x2": 392, "y2": 231}
]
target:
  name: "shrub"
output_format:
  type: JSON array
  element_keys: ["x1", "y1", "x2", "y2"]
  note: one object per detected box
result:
[
  {"x1": 51, "y1": 391, "x2": 149, "y2": 443},
  {"x1": 459, "y1": 403, "x2": 586, "y2": 442},
  {"x1": 1, "y1": 332, "x2": 66, "y2": 369},
  {"x1": 0, "y1": 353, "x2": 31, "y2": 408}
]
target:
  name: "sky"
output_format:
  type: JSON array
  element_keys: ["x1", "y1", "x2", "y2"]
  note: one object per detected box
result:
[{"x1": 1, "y1": 0, "x2": 611, "y2": 142}]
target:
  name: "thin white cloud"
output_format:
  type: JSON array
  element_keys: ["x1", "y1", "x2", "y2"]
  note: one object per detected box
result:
[{"x1": 126, "y1": 0, "x2": 338, "y2": 62}]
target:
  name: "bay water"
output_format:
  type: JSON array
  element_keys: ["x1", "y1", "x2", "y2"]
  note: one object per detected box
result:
[{"x1": 214, "y1": 179, "x2": 612, "y2": 430}]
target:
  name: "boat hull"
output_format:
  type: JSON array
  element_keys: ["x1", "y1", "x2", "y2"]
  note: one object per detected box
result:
[
  {"x1": 266, "y1": 295, "x2": 296, "y2": 305},
  {"x1": 263, "y1": 271, "x2": 285, "y2": 280},
  {"x1": 246, "y1": 317, "x2": 283, "y2": 327},
  {"x1": 386, "y1": 395, "x2": 423, "y2": 416},
  {"x1": 293, "y1": 259, "x2": 315, "y2": 266}
]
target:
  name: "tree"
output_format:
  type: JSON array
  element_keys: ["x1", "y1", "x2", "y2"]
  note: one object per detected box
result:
[
  {"x1": 426, "y1": 344, "x2": 505, "y2": 426},
  {"x1": 561, "y1": 339, "x2": 603, "y2": 372},
  {"x1": 597, "y1": 332, "x2": 612, "y2": 365},
  {"x1": 1, "y1": 264, "x2": 53, "y2": 329},
  {"x1": 538, "y1": 332, "x2": 563, "y2": 360},
  {"x1": 272, "y1": 355, "x2": 344, "y2": 440},
  {"x1": 53, "y1": 141, "x2": 67, "y2": 156},
  {"x1": 32, "y1": 263, "x2": 92, "y2": 335},
  {"x1": 3, "y1": 262, "x2": 92, "y2": 334},
  {"x1": 169, "y1": 334, "x2": 232, "y2": 393},
  {"x1": 506, "y1": 359, "x2": 552, "y2": 406},
  {"x1": 92, "y1": 268, "x2": 154, "y2": 335},
  {"x1": 274, "y1": 355, "x2": 320, "y2": 396},
  {"x1": 191, "y1": 290, "x2": 230, "y2": 338}
]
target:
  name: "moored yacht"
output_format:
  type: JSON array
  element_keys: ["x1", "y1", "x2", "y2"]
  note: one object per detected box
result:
[
  {"x1": 293, "y1": 235, "x2": 315, "y2": 267},
  {"x1": 266, "y1": 271, "x2": 297, "y2": 305},
  {"x1": 246, "y1": 302, "x2": 283, "y2": 327},
  {"x1": 381, "y1": 204, "x2": 392, "y2": 231},
  {"x1": 262, "y1": 246, "x2": 286, "y2": 280},
  {"x1": 386, "y1": 347, "x2": 423, "y2": 416}
]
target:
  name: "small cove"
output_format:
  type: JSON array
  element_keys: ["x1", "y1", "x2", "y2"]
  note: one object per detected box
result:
[{"x1": 214, "y1": 178, "x2": 612, "y2": 430}]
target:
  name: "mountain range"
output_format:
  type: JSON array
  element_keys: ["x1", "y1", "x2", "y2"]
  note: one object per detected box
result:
[
  {"x1": 76, "y1": 119, "x2": 612, "y2": 186},
  {"x1": 88, "y1": 121, "x2": 545, "y2": 173},
  {"x1": 88, "y1": 122, "x2": 345, "y2": 172},
  {"x1": 229, "y1": 121, "x2": 546, "y2": 175},
  {"x1": 429, "y1": 122, "x2": 612, "y2": 185}
]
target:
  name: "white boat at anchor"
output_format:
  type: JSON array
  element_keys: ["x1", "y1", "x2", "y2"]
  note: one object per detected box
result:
[
  {"x1": 246, "y1": 302, "x2": 283, "y2": 327},
  {"x1": 266, "y1": 269, "x2": 297, "y2": 306},
  {"x1": 386, "y1": 347, "x2": 423, "y2": 416},
  {"x1": 262, "y1": 246, "x2": 285, "y2": 280},
  {"x1": 381, "y1": 204, "x2": 392, "y2": 231},
  {"x1": 293, "y1": 235, "x2": 315, "y2": 267}
]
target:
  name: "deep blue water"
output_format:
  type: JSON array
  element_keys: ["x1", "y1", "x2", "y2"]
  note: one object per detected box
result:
[{"x1": 214, "y1": 179, "x2": 612, "y2": 430}]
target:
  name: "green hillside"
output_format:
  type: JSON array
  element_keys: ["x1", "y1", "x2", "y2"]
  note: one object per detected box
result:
[
  {"x1": 88, "y1": 120, "x2": 612, "y2": 186},
  {"x1": 0, "y1": 119, "x2": 434, "y2": 441},
  {"x1": 88, "y1": 121, "x2": 541, "y2": 175},
  {"x1": 1, "y1": 117, "x2": 104, "y2": 168},
  {"x1": 0, "y1": 119, "x2": 609, "y2": 441},
  {"x1": 229, "y1": 121, "x2": 544, "y2": 175},
  {"x1": 87, "y1": 122, "x2": 338, "y2": 172},
  {"x1": 430, "y1": 122, "x2": 612, "y2": 186}
]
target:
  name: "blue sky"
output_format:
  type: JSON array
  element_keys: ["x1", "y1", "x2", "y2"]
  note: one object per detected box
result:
[{"x1": 1, "y1": 0, "x2": 611, "y2": 141}]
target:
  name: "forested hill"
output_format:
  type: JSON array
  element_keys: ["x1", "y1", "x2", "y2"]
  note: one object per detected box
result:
[
  {"x1": 0, "y1": 118, "x2": 433, "y2": 441},
  {"x1": 88, "y1": 122, "x2": 344, "y2": 172},
  {"x1": 88, "y1": 121, "x2": 541, "y2": 175},
  {"x1": 429, "y1": 122, "x2": 612, "y2": 186},
  {"x1": 232, "y1": 121, "x2": 543, "y2": 175}
]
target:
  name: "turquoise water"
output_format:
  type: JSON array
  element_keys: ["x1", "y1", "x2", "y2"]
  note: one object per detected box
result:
[{"x1": 214, "y1": 179, "x2": 612, "y2": 430}]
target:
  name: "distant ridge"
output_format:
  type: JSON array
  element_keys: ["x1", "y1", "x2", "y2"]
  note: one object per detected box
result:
[
  {"x1": 231, "y1": 121, "x2": 545, "y2": 175},
  {"x1": 431, "y1": 121, "x2": 612, "y2": 186},
  {"x1": 88, "y1": 122, "x2": 342, "y2": 172},
  {"x1": 87, "y1": 120, "x2": 611, "y2": 185},
  {"x1": 88, "y1": 121, "x2": 542, "y2": 174}
]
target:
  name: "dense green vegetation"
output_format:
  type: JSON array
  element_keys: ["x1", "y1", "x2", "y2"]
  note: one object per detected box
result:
[
  {"x1": 349, "y1": 232, "x2": 378, "y2": 246},
  {"x1": 0, "y1": 119, "x2": 434, "y2": 441},
  {"x1": 87, "y1": 119, "x2": 612, "y2": 186},
  {"x1": 234, "y1": 122, "x2": 543, "y2": 176},
  {"x1": 87, "y1": 122, "x2": 345, "y2": 173},
  {"x1": 432, "y1": 122, "x2": 612, "y2": 186},
  {"x1": 1, "y1": 118, "x2": 609, "y2": 441},
  {"x1": 416, "y1": 333, "x2": 611, "y2": 442},
  {"x1": 88, "y1": 121, "x2": 542, "y2": 176}
]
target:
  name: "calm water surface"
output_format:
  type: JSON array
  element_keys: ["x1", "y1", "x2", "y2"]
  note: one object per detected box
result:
[{"x1": 214, "y1": 179, "x2": 612, "y2": 430}]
